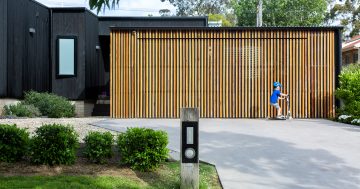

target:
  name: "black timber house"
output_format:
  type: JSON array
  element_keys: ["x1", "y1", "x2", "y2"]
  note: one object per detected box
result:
[{"x1": 0, "y1": 0, "x2": 207, "y2": 116}]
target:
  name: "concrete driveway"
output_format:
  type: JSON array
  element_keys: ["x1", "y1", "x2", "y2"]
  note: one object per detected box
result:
[{"x1": 92, "y1": 119, "x2": 360, "y2": 189}]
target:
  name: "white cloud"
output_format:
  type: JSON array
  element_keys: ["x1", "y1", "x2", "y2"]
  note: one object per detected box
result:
[{"x1": 35, "y1": 0, "x2": 176, "y2": 16}]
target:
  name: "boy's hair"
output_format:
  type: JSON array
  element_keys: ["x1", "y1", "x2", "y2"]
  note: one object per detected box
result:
[{"x1": 273, "y1": 86, "x2": 278, "y2": 89}]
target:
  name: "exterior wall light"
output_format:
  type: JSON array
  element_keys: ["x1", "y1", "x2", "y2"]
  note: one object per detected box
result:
[{"x1": 29, "y1": 28, "x2": 36, "y2": 34}]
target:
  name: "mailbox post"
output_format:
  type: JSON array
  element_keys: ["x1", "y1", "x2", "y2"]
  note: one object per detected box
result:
[{"x1": 180, "y1": 108, "x2": 199, "y2": 189}]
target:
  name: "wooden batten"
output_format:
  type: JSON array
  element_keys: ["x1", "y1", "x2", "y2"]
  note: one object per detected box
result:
[{"x1": 110, "y1": 28, "x2": 337, "y2": 118}]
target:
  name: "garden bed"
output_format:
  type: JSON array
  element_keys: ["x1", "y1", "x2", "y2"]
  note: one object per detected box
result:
[
  {"x1": 0, "y1": 144, "x2": 221, "y2": 189},
  {"x1": 0, "y1": 118, "x2": 221, "y2": 188}
]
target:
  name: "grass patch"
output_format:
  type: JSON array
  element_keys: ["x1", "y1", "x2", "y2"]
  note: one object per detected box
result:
[
  {"x1": 0, "y1": 175, "x2": 142, "y2": 189},
  {"x1": 0, "y1": 162, "x2": 221, "y2": 189}
]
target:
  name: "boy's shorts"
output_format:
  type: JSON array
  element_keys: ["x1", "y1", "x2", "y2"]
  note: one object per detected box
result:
[{"x1": 270, "y1": 103, "x2": 280, "y2": 109}]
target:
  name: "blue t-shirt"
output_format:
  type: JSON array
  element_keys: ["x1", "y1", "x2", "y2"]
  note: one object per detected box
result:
[{"x1": 270, "y1": 90, "x2": 281, "y2": 103}]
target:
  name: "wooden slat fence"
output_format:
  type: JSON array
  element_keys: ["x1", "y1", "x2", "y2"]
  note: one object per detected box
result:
[{"x1": 110, "y1": 29, "x2": 336, "y2": 118}]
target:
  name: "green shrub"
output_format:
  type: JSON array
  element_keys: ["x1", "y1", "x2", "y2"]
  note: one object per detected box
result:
[
  {"x1": 3, "y1": 103, "x2": 41, "y2": 118},
  {"x1": 335, "y1": 64, "x2": 360, "y2": 117},
  {"x1": 84, "y1": 131, "x2": 114, "y2": 164},
  {"x1": 337, "y1": 115, "x2": 354, "y2": 124},
  {"x1": 23, "y1": 91, "x2": 75, "y2": 118},
  {"x1": 117, "y1": 127, "x2": 169, "y2": 172},
  {"x1": 0, "y1": 124, "x2": 30, "y2": 162},
  {"x1": 30, "y1": 124, "x2": 79, "y2": 165},
  {"x1": 351, "y1": 118, "x2": 360, "y2": 125}
]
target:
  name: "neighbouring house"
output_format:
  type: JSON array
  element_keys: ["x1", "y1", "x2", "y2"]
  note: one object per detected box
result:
[
  {"x1": 0, "y1": 0, "x2": 207, "y2": 116},
  {"x1": 342, "y1": 35, "x2": 360, "y2": 65}
]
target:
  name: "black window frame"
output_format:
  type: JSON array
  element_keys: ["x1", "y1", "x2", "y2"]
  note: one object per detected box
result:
[{"x1": 56, "y1": 36, "x2": 77, "y2": 78}]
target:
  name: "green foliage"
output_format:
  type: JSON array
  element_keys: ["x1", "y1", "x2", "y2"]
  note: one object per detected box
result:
[
  {"x1": 350, "y1": 118, "x2": 360, "y2": 126},
  {"x1": 0, "y1": 162, "x2": 221, "y2": 189},
  {"x1": 84, "y1": 131, "x2": 114, "y2": 164},
  {"x1": 2, "y1": 91, "x2": 75, "y2": 118},
  {"x1": 23, "y1": 91, "x2": 75, "y2": 118},
  {"x1": 117, "y1": 128, "x2": 169, "y2": 172},
  {"x1": 0, "y1": 176, "x2": 143, "y2": 189},
  {"x1": 208, "y1": 14, "x2": 235, "y2": 26},
  {"x1": 161, "y1": 0, "x2": 230, "y2": 16},
  {"x1": 337, "y1": 115, "x2": 355, "y2": 124},
  {"x1": 3, "y1": 103, "x2": 41, "y2": 118},
  {"x1": 325, "y1": 0, "x2": 359, "y2": 38},
  {"x1": 0, "y1": 124, "x2": 30, "y2": 162},
  {"x1": 231, "y1": 0, "x2": 329, "y2": 26},
  {"x1": 88, "y1": 0, "x2": 120, "y2": 14},
  {"x1": 335, "y1": 63, "x2": 360, "y2": 117},
  {"x1": 30, "y1": 124, "x2": 79, "y2": 165},
  {"x1": 159, "y1": 9, "x2": 172, "y2": 16}
]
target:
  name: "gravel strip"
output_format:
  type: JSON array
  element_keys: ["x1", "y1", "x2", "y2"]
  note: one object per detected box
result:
[{"x1": 0, "y1": 117, "x2": 118, "y2": 142}]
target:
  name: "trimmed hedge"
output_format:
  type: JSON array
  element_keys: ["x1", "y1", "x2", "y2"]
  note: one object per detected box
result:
[
  {"x1": 0, "y1": 124, "x2": 30, "y2": 162},
  {"x1": 117, "y1": 128, "x2": 169, "y2": 172},
  {"x1": 30, "y1": 124, "x2": 79, "y2": 165},
  {"x1": 23, "y1": 91, "x2": 75, "y2": 118},
  {"x1": 84, "y1": 131, "x2": 114, "y2": 164},
  {"x1": 3, "y1": 103, "x2": 41, "y2": 118}
]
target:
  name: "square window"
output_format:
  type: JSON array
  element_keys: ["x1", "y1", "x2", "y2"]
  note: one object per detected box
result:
[{"x1": 56, "y1": 36, "x2": 77, "y2": 77}]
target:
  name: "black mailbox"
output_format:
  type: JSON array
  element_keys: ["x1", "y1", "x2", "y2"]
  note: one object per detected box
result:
[{"x1": 181, "y1": 121, "x2": 199, "y2": 163}]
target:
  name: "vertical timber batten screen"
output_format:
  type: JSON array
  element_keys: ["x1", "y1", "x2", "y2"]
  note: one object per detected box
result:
[{"x1": 110, "y1": 28, "x2": 337, "y2": 118}]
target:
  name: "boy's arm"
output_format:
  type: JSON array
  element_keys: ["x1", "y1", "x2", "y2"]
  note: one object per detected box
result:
[{"x1": 278, "y1": 93, "x2": 288, "y2": 100}]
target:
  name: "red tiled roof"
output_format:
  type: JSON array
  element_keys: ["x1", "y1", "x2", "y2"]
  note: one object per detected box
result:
[
  {"x1": 343, "y1": 35, "x2": 360, "y2": 51},
  {"x1": 348, "y1": 35, "x2": 360, "y2": 42}
]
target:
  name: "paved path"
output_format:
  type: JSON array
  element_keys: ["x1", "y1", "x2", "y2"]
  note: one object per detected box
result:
[{"x1": 92, "y1": 119, "x2": 360, "y2": 189}]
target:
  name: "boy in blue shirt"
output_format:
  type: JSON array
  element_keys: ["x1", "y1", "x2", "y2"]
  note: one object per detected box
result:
[{"x1": 270, "y1": 82, "x2": 288, "y2": 118}]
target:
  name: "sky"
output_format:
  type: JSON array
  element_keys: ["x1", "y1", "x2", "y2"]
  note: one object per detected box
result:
[{"x1": 35, "y1": 0, "x2": 176, "y2": 16}]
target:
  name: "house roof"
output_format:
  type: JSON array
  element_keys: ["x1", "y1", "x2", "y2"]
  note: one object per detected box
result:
[{"x1": 342, "y1": 35, "x2": 360, "y2": 52}]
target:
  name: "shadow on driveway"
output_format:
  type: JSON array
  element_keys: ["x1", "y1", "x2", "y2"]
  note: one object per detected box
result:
[{"x1": 200, "y1": 130, "x2": 360, "y2": 189}]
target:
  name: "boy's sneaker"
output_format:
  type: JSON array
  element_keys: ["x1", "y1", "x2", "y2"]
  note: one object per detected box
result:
[{"x1": 277, "y1": 115, "x2": 285, "y2": 119}]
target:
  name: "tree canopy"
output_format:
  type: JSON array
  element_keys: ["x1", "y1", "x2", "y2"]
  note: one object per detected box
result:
[
  {"x1": 160, "y1": 0, "x2": 235, "y2": 26},
  {"x1": 88, "y1": 0, "x2": 120, "y2": 14},
  {"x1": 326, "y1": 0, "x2": 360, "y2": 38},
  {"x1": 160, "y1": 0, "x2": 230, "y2": 16},
  {"x1": 231, "y1": 0, "x2": 329, "y2": 26},
  {"x1": 159, "y1": 9, "x2": 172, "y2": 16},
  {"x1": 88, "y1": 0, "x2": 359, "y2": 35},
  {"x1": 208, "y1": 14, "x2": 235, "y2": 26}
]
